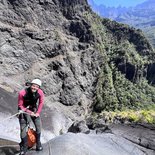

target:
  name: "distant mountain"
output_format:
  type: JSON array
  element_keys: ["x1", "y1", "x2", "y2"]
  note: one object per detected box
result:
[
  {"x1": 88, "y1": 0, "x2": 131, "y2": 19},
  {"x1": 88, "y1": 0, "x2": 155, "y2": 48},
  {"x1": 116, "y1": 0, "x2": 155, "y2": 27}
]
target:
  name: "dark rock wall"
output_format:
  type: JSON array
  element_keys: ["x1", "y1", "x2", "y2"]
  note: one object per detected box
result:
[
  {"x1": 0, "y1": 0, "x2": 155, "y2": 113},
  {"x1": 0, "y1": 0, "x2": 102, "y2": 112}
]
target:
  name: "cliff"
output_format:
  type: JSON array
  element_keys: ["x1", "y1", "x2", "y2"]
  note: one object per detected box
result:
[
  {"x1": 0, "y1": 0, "x2": 155, "y2": 155},
  {"x1": 0, "y1": 0, "x2": 155, "y2": 121}
]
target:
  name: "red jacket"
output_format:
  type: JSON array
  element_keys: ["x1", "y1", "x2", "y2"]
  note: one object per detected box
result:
[{"x1": 18, "y1": 87, "x2": 44, "y2": 114}]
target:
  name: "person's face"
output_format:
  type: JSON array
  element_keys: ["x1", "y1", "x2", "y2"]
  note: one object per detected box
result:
[{"x1": 31, "y1": 84, "x2": 40, "y2": 93}]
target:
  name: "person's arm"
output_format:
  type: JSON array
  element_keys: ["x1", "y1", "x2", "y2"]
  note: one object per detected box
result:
[
  {"x1": 36, "y1": 89, "x2": 44, "y2": 115},
  {"x1": 18, "y1": 90, "x2": 32, "y2": 114}
]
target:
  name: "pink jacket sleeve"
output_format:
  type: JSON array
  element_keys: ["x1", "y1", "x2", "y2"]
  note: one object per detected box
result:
[
  {"x1": 18, "y1": 90, "x2": 32, "y2": 114},
  {"x1": 37, "y1": 89, "x2": 44, "y2": 114}
]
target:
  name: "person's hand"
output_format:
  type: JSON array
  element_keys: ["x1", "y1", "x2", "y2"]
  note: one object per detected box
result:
[
  {"x1": 31, "y1": 112, "x2": 35, "y2": 117},
  {"x1": 35, "y1": 113, "x2": 40, "y2": 117},
  {"x1": 30, "y1": 112, "x2": 40, "y2": 117}
]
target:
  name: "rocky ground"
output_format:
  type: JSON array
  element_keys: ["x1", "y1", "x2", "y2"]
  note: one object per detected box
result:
[
  {"x1": 0, "y1": 88, "x2": 155, "y2": 155},
  {"x1": 0, "y1": 124, "x2": 155, "y2": 155}
]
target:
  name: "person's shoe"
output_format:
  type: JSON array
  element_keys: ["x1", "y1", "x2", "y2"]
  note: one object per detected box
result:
[
  {"x1": 19, "y1": 136, "x2": 28, "y2": 155},
  {"x1": 19, "y1": 150, "x2": 26, "y2": 155},
  {"x1": 19, "y1": 144, "x2": 27, "y2": 155},
  {"x1": 36, "y1": 142, "x2": 43, "y2": 151}
]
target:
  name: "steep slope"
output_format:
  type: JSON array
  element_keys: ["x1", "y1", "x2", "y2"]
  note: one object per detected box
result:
[
  {"x1": 0, "y1": 0, "x2": 102, "y2": 117},
  {"x1": 0, "y1": 0, "x2": 155, "y2": 118},
  {"x1": 84, "y1": 14, "x2": 155, "y2": 113},
  {"x1": 88, "y1": 0, "x2": 155, "y2": 48},
  {"x1": 0, "y1": 88, "x2": 155, "y2": 155},
  {"x1": 0, "y1": 1, "x2": 155, "y2": 154},
  {"x1": 116, "y1": 0, "x2": 155, "y2": 48}
]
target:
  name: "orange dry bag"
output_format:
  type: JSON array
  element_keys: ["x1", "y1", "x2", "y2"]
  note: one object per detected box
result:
[{"x1": 27, "y1": 128, "x2": 36, "y2": 148}]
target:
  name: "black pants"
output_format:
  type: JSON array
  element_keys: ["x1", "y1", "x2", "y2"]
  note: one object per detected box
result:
[{"x1": 19, "y1": 113, "x2": 42, "y2": 139}]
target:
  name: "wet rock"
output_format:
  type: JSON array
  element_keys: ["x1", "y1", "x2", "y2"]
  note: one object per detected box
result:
[
  {"x1": 1, "y1": 133, "x2": 154, "y2": 155},
  {"x1": 68, "y1": 120, "x2": 90, "y2": 134},
  {"x1": 110, "y1": 124, "x2": 155, "y2": 153},
  {"x1": 0, "y1": 88, "x2": 155, "y2": 155},
  {"x1": 95, "y1": 126, "x2": 112, "y2": 134}
]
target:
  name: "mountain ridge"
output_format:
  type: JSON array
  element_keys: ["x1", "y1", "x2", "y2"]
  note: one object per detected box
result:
[{"x1": 88, "y1": 0, "x2": 155, "y2": 48}]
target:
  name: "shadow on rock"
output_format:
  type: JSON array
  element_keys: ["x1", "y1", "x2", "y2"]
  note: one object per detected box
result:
[{"x1": 0, "y1": 146, "x2": 19, "y2": 155}]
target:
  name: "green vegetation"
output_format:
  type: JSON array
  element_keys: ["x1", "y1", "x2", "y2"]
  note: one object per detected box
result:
[
  {"x1": 83, "y1": 11, "x2": 155, "y2": 124},
  {"x1": 100, "y1": 104, "x2": 155, "y2": 124}
]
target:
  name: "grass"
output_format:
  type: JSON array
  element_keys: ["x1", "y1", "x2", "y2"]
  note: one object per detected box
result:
[{"x1": 100, "y1": 104, "x2": 155, "y2": 124}]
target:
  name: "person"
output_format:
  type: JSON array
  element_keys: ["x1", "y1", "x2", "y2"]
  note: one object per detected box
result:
[{"x1": 18, "y1": 79, "x2": 44, "y2": 155}]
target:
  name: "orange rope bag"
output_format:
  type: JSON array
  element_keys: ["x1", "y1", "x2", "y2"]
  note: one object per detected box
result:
[{"x1": 27, "y1": 128, "x2": 36, "y2": 148}]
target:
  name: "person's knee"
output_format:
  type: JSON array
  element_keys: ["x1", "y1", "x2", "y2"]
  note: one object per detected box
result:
[
  {"x1": 19, "y1": 114, "x2": 27, "y2": 124},
  {"x1": 20, "y1": 122, "x2": 28, "y2": 138},
  {"x1": 34, "y1": 118, "x2": 41, "y2": 133},
  {"x1": 36, "y1": 125, "x2": 41, "y2": 134},
  {"x1": 19, "y1": 119, "x2": 27, "y2": 124}
]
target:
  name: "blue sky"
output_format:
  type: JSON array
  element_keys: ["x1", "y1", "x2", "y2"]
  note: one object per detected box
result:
[{"x1": 93, "y1": 0, "x2": 147, "y2": 7}]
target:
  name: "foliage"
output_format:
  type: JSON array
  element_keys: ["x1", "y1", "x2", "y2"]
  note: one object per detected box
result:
[
  {"x1": 82, "y1": 10, "x2": 155, "y2": 116},
  {"x1": 100, "y1": 105, "x2": 155, "y2": 124}
]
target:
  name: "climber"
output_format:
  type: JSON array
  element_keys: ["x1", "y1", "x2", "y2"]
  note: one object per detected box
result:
[{"x1": 18, "y1": 79, "x2": 44, "y2": 155}]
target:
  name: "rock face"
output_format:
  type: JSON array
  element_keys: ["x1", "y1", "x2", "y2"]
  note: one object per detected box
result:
[
  {"x1": 0, "y1": 69, "x2": 155, "y2": 154},
  {"x1": 0, "y1": 88, "x2": 154, "y2": 155},
  {"x1": 0, "y1": 87, "x2": 72, "y2": 143},
  {"x1": 1, "y1": 130, "x2": 155, "y2": 155},
  {"x1": 0, "y1": 1, "x2": 155, "y2": 154},
  {"x1": 0, "y1": 0, "x2": 102, "y2": 114},
  {"x1": 111, "y1": 124, "x2": 155, "y2": 153},
  {"x1": 0, "y1": 0, "x2": 155, "y2": 112},
  {"x1": 0, "y1": 87, "x2": 17, "y2": 114},
  {"x1": 35, "y1": 133, "x2": 153, "y2": 155},
  {"x1": 39, "y1": 132, "x2": 155, "y2": 155}
]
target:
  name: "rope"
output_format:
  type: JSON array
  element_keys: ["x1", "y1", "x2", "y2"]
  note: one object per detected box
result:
[
  {"x1": 0, "y1": 108, "x2": 54, "y2": 147},
  {"x1": 0, "y1": 112, "x2": 20, "y2": 124},
  {"x1": 0, "y1": 110, "x2": 31, "y2": 124}
]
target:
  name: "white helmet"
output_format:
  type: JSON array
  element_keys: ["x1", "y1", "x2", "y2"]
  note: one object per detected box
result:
[{"x1": 31, "y1": 79, "x2": 42, "y2": 87}]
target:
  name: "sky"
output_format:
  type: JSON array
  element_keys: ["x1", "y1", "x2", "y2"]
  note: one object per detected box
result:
[{"x1": 93, "y1": 0, "x2": 147, "y2": 7}]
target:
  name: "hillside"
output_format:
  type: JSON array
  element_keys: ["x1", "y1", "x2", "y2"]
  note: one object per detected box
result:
[
  {"x1": 88, "y1": 0, "x2": 155, "y2": 48},
  {"x1": 0, "y1": 0, "x2": 155, "y2": 118},
  {"x1": 0, "y1": 0, "x2": 155, "y2": 154}
]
